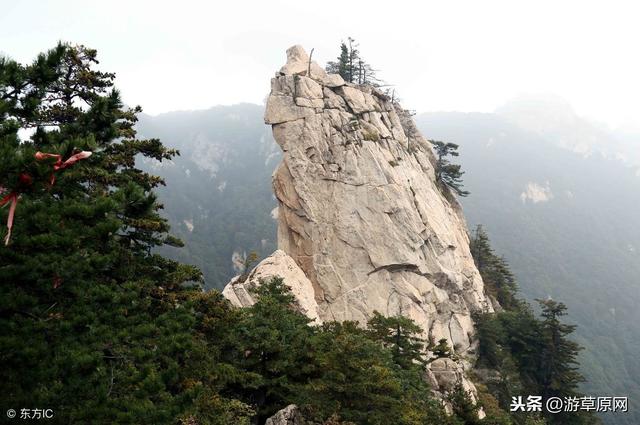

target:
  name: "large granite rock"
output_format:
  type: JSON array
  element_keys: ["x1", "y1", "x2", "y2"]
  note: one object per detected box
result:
[
  {"x1": 224, "y1": 45, "x2": 494, "y2": 401},
  {"x1": 222, "y1": 250, "x2": 321, "y2": 324},
  {"x1": 267, "y1": 46, "x2": 492, "y2": 349}
]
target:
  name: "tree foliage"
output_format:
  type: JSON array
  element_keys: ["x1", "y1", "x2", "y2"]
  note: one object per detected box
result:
[
  {"x1": 430, "y1": 140, "x2": 470, "y2": 197},
  {"x1": 471, "y1": 227, "x2": 599, "y2": 425},
  {"x1": 367, "y1": 311, "x2": 426, "y2": 370},
  {"x1": 448, "y1": 383, "x2": 482, "y2": 425},
  {"x1": 536, "y1": 299, "x2": 586, "y2": 423},
  {"x1": 470, "y1": 225, "x2": 518, "y2": 310},
  {"x1": 431, "y1": 338, "x2": 454, "y2": 360},
  {"x1": 0, "y1": 43, "x2": 247, "y2": 423},
  {"x1": 325, "y1": 38, "x2": 380, "y2": 86}
]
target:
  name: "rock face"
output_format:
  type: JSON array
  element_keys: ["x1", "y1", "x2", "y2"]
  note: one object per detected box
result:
[
  {"x1": 266, "y1": 45, "x2": 492, "y2": 350},
  {"x1": 222, "y1": 250, "x2": 321, "y2": 324},
  {"x1": 265, "y1": 404, "x2": 307, "y2": 425},
  {"x1": 223, "y1": 45, "x2": 493, "y2": 400}
]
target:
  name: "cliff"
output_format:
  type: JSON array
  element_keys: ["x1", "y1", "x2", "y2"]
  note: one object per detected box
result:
[{"x1": 222, "y1": 45, "x2": 494, "y2": 401}]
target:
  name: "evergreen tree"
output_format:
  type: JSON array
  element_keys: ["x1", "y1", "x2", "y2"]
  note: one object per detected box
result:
[
  {"x1": 470, "y1": 225, "x2": 494, "y2": 273},
  {"x1": 474, "y1": 313, "x2": 504, "y2": 369},
  {"x1": 0, "y1": 44, "x2": 247, "y2": 424},
  {"x1": 222, "y1": 277, "x2": 315, "y2": 423},
  {"x1": 471, "y1": 227, "x2": 600, "y2": 425},
  {"x1": 298, "y1": 320, "x2": 449, "y2": 425},
  {"x1": 300, "y1": 320, "x2": 403, "y2": 423},
  {"x1": 188, "y1": 290, "x2": 256, "y2": 424},
  {"x1": 537, "y1": 300, "x2": 600, "y2": 425},
  {"x1": 474, "y1": 384, "x2": 514, "y2": 425},
  {"x1": 325, "y1": 38, "x2": 380, "y2": 86},
  {"x1": 431, "y1": 338, "x2": 453, "y2": 360},
  {"x1": 473, "y1": 312, "x2": 526, "y2": 416},
  {"x1": 489, "y1": 357, "x2": 523, "y2": 421},
  {"x1": 367, "y1": 311, "x2": 426, "y2": 370},
  {"x1": 470, "y1": 225, "x2": 518, "y2": 310},
  {"x1": 326, "y1": 42, "x2": 351, "y2": 82},
  {"x1": 447, "y1": 383, "x2": 481, "y2": 425},
  {"x1": 430, "y1": 140, "x2": 470, "y2": 197},
  {"x1": 536, "y1": 299, "x2": 584, "y2": 399}
]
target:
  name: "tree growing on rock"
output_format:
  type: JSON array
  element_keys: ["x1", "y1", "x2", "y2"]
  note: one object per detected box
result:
[
  {"x1": 325, "y1": 37, "x2": 380, "y2": 86},
  {"x1": 326, "y1": 41, "x2": 350, "y2": 82},
  {"x1": 430, "y1": 338, "x2": 453, "y2": 359},
  {"x1": 470, "y1": 225, "x2": 519, "y2": 310},
  {"x1": 430, "y1": 140, "x2": 470, "y2": 197},
  {"x1": 367, "y1": 311, "x2": 427, "y2": 370},
  {"x1": 447, "y1": 383, "x2": 482, "y2": 425}
]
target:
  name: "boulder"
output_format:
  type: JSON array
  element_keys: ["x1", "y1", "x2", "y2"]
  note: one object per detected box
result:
[
  {"x1": 265, "y1": 404, "x2": 307, "y2": 425},
  {"x1": 265, "y1": 95, "x2": 315, "y2": 124},
  {"x1": 278, "y1": 45, "x2": 327, "y2": 83},
  {"x1": 222, "y1": 250, "x2": 321, "y2": 324}
]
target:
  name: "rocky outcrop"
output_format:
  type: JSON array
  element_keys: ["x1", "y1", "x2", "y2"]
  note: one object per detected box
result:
[
  {"x1": 265, "y1": 45, "x2": 492, "y2": 349},
  {"x1": 265, "y1": 405, "x2": 308, "y2": 425},
  {"x1": 426, "y1": 357, "x2": 485, "y2": 418},
  {"x1": 222, "y1": 250, "x2": 321, "y2": 324},
  {"x1": 223, "y1": 45, "x2": 493, "y2": 400}
]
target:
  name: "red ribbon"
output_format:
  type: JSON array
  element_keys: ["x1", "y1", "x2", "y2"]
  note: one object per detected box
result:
[
  {"x1": 0, "y1": 191, "x2": 18, "y2": 246},
  {"x1": 1, "y1": 151, "x2": 92, "y2": 246},
  {"x1": 35, "y1": 151, "x2": 93, "y2": 185}
]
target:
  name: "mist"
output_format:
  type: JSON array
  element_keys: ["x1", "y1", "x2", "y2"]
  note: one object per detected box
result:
[{"x1": 2, "y1": 0, "x2": 639, "y2": 128}]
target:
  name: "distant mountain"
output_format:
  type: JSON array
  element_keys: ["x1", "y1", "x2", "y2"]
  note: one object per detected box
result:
[
  {"x1": 416, "y1": 104, "x2": 640, "y2": 425},
  {"x1": 137, "y1": 99, "x2": 639, "y2": 424},
  {"x1": 136, "y1": 104, "x2": 281, "y2": 289},
  {"x1": 496, "y1": 94, "x2": 640, "y2": 167}
]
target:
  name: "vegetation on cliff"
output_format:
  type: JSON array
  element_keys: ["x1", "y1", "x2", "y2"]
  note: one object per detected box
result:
[
  {"x1": 325, "y1": 37, "x2": 380, "y2": 86},
  {"x1": 471, "y1": 225, "x2": 600, "y2": 425}
]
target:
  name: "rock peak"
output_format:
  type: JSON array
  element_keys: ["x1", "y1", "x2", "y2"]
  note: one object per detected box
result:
[
  {"x1": 278, "y1": 45, "x2": 310, "y2": 75},
  {"x1": 224, "y1": 46, "x2": 493, "y2": 408},
  {"x1": 276, "y1": 44, "x2": 345, "y2": 88}
]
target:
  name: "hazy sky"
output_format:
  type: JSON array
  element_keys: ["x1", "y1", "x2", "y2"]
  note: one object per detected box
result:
[{"x1": 1, "y1": 0, "x2": 638, "y2": 128}]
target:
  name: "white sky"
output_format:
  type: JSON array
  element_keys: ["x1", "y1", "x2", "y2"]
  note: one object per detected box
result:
[{"x1": 1, "y1": 0, "x2": 639, "y2": 128}]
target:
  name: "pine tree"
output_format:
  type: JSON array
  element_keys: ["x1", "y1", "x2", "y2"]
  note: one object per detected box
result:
[
  {"x1": 470, "y1": 227, "x2": 599, "y2": 425},
  {"x1": 470, "y1": 225, "x2": 518, "y2": 309},
  {"x1": 473, "y1": 312, "x2": 524, "y2": 414},
  {"x1": 0, "y1": 44, "x2": 249, "y2": 424},
  {"x1": 325, "y1": 38, "x2": 380, "y2": 86},
  {"x1": 430, "y1": 140, "x2": 470, "y2": 197},
  {"x1": 222, "y1": 277, "x2": 315, "y2": 423},
  {"x1": 431, "y1": 338, "x2": 453, "y2": 360},
  {"x1": 473, "y1": 313, "x2": 504, "y2": 368},
  {"x1": 188, "y1": 290, "x2": 256, "y2": 425},
  {"x1": 298, "y1": 320, "x2": 449, "y2": 425},
  {"x1": 367, "y1": 311, "x2": 426, "y2": 370},
  {"x1": 326, "y1": 42, "x2": 351, "y2": 82},
  {"x1": 447, "y1": 382, "x2": 481, "y2": 425},
  {"x1": 496, "y1": 306, "x2": 545, "y2": 395},
  {"x1": 474, "y1": 384, "x2": 514, "y2": 425},
  {"x1": 537, "y1": 299, "x2": 601, "y2": 425},
  {"x1": 536, "y1": 299, "x2": 584, "y2": 398},
  {"x1": 470, "y1": 225, "x2": 494, "y2": 273}
]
